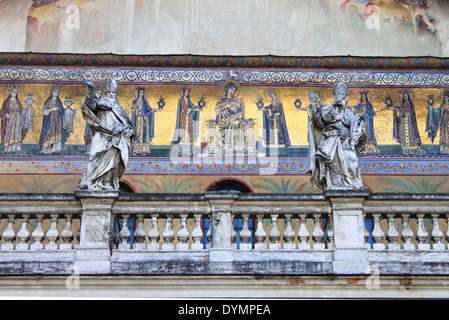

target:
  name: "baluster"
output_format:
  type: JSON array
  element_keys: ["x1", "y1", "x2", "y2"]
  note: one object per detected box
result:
[
  {"x1": 133, "y1": 214, "x2": 146, "y2": 250},
  {"x1": 31, "y1": 214, "x2": 44, "y2": 250},
  {"x1": 60, "y1": 214, "x2": 73, "y2": 250},
  {"x1": 239, "y1": 214, "x2": 252, "y2": 250},
  {"x1": 1, "y1": 215, "x2": 15, "y2": 250},
  {"x1": 206, "y1": 217, "x2": 212, "y2": 249},
  {"x1": 16, "y1": 215, "x2": 30, "y2": 250},
  {"x1": 283, "y1": 214, "x2": 296, "y2": 250},
  {"x1": 364, "y1": 214, "x2": 371, "y2": 249},
  {"x1": 326, "y1": 215, "x2": 334, "y2": 250},
  {"x1": 431, "y1": 213, "x2": 445, "y2": 250},
  {"x1": 417, "y1": 213, "x2": 430, "y2": 250},
  {"x1": 118, "y1": 214, "x2": 131, "y2": 250},
  {"x1": 401, "y1": 213, "x2": 415, "y2": 250},
  {"x1": 177, "y1": 214, "x2": 190, "y2": 250},
  {"x1": 269, "y1": 214, "x2": 281, "y2": 250},
  {"x1": 191, "y1": 214, "x2": 204, "y2": 250},
  {"x1": 312, "y1": 213, "x2": 325, "y2": 250},
  {"x1": 162, "y1": 215, "x2": 175, "y2": 250},
  {"x1": 298, "y1": 213, "x2": 311, "y2": 250},
  {"x1": 45, "y1": 214, "x2": 59, "y2": 250},
  {"x1": 254, "y1": 214, "x2": 267, "y2": 250},
  {"x1": 386, "y1": 213, "x2": 400, "y2": 250},
  {"x1": 372, "y1": 213, "x2": 385, "y2": 250},
  {"x1": 231, "y1": 214, "x2": 238, "y2": 249},
  {"x1": 148, "y1": 214, "x2": 160, "y2": 250}
]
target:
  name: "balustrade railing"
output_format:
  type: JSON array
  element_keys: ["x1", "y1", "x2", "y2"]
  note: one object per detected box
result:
[
  {"x1": 364, "y1": 212, "x2": 448, "y2": 250},
  {"x1": 0, "y1": 192, "x2": 448, "y2": 276},
  {"x1": 0, "y1": 213, "x2": 81, "y2": 250},
  {"x1": 113, "y1": 213, "x2": 210, "y2": 250},
  {"x1": 229, "y1": 213, "x2": 332, "y2": 250}
]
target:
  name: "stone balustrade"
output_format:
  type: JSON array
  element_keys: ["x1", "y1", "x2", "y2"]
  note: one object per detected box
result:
[{"x1": 0, "y1": 191, "x2": 448, "y2": 276}]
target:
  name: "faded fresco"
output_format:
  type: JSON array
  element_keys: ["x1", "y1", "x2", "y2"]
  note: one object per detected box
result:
[
  {"x1": 0, "y1": 60, "x2": 449, "y2": 194},
  {"x1": 1, "y1": 0, "x2": 448, "y2": 57}
]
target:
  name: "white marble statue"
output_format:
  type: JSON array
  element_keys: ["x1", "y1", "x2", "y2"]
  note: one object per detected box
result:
[
  {"x1": 308, "y1": 82, "x2": 367, "y2": 191},
  {"x1": 79, "y1": 79, "x2": 135, "y2": 191}
]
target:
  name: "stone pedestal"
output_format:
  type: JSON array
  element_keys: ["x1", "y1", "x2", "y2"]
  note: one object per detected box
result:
[
  {"x1": 326, "y1": 190, "x2": 371, "y2": 274},
  {"x1": 74, "y1": 190, "x2": 119, "y2": 274},
  {"x1": 205, "y1": 193, "x2": 238, "y2": 262}
]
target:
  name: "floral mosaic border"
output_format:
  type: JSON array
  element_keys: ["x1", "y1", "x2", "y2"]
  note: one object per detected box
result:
[
  {"x1": 0, "y1": 65, "x2": 449, "y2": 88},
  {"x1": 0, "y1": 157, "x2": 448, "y2": 176}
]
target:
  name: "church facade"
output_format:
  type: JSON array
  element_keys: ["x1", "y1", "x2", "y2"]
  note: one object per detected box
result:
[{"x1": 0, "y1": 0, "x2": 449, "y2": 299}]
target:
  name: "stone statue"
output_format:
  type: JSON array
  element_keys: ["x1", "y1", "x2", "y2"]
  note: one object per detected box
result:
[
  {"x1": 308, "y1": 82, "x2": 367, "y2": 191},
  {"x1": 79, "y1": 79, "x2": 135, "y2": 191}
]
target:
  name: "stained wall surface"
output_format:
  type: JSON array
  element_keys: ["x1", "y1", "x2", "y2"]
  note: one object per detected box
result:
[{"x1": 1, "y1": 0, "x2": 449, "y2": 57}]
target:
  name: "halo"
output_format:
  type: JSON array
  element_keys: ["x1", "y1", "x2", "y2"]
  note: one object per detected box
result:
[
  {"x1": 307, "y1": 88, "x2": 326, "y2": 104},
  {"x1": 397, "y1": 88, "x2": 415, "y2": 102},
  {"x1": 46, "y1": 84, "x2": 63, "y2": 99},
  {"x1": 439, "y1": 89, "x2": 449, "y2": 101},
  {"x1": 264, "y1": 88, "x2": 281, "y2": 101},
  {"x1": 346, "y1": 2, "x2": 362, "y2": 14},
  {"x1": 221, "y1": 80, "x2": 240, "y2": 97},
  {"x1": 357, "y1": 88, "x2": 372, "y2": 102},
  {"x1": 179, "y1": 85, "x2": 194, "y2": 98},
  {"x1": 134, "y1": 86, "x2": 147, "y2": 98}
]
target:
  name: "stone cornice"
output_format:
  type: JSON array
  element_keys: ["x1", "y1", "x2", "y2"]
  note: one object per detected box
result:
[{"x1": 1, "y1": 52, "x2": 448, "y2": 69}]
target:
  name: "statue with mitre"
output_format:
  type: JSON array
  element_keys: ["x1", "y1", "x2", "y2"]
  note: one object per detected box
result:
[
  {"x1": 308, "y1": 82, "x2": 367, "y2": 191},
  {"x1": 79, "y1": 78, "x2": 135, "y2": 191}
]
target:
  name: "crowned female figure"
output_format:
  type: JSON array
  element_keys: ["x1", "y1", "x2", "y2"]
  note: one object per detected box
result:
[
  {"x1": 39, "y1": 85, "x2": 70, "y2": 154},
  {"x1": 0, "y1": 85, "x2": 27, "y2": 153},
  {"x1": 172, "y1": 87, "x2": 201, "y2": 153},
  {"x1": 352, "y1": 90, "x2": 380, "y2": 154},
  {"x1": 308, "y1": 82, "x2": 367, "y2": 191},
  {"x1": 132, "y1": 87, "x2": 158, "y2": 155},
  {"x1": 390, "y1": 90, "x2": 426, "y2": 156},
  {"x1": 261, "y1": 88, "x2": 291, "y2": 151}
]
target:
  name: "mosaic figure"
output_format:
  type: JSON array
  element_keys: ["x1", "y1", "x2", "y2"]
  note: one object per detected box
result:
[
  {"x1": 0, "y1": 85, "x2": 28, "y2": 153},
  {"x1": 261, "y1": 89, "x2": 290, "y2": 153},
  {"x1": 215, "y1": 81, "x2": 248, "y2": 154},
  {"x1": 79, "y1": 79, "x2": 135, "y2": 191},
  {"x1": 351, "y1": 90, "x2": 380, "y2": 154},
  {"x1": 23, "y1": 93, "x2": 36, "y2": 133},
  {"x1": 39, "y1": 85, "x2": 70, "y2": 154},
  {"x1": 426, "y1": 91, "x2": 449, "y2": 154},
  {"x1": 172, "y1": 87, "x2": 201, "y2": 153},
  {"x1": 63, "y1": 97, "x2": 77, "y2": 136},
  {"x1": 308, "y1": 82, "x2": 366, "y2": 191},
  {"x1": 132, "y1": 87, "x2": 160, "y2": 155},
  {"x1": 390, "y1": 90, "x2": 426, "y2": 156}
]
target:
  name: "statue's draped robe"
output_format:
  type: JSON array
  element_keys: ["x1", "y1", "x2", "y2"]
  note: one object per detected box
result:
[
  {"x1": 308, "y1": 104, "x2": 366, "y2": 191},
  {"x1": 79, "y1": 93, "x2": 135, "y2": 190}
]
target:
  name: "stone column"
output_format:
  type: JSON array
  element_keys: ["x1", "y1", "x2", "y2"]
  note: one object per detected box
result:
[
  {"x1": 205, "y1": 193, "x2": 239, "y2": 262},
  {"x1": 326, "y1": 190, "x2": 371, "y2": 274},
  {"x1": 74, "y1": 190, "x2": 119, "y2": 274}
]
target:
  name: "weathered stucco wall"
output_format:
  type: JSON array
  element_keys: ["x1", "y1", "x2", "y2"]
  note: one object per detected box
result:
[{"x1": 1, "y1": 0, "x2": 449, "y2": 57}]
